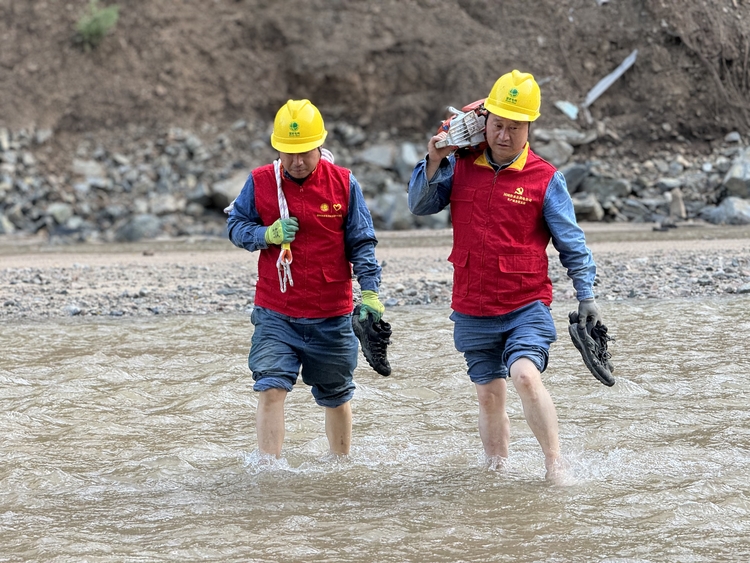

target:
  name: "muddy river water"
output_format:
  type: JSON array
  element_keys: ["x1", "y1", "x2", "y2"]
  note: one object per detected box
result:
[{"x1": 2, "y1": 295, "x2": 749, "y2": 562}]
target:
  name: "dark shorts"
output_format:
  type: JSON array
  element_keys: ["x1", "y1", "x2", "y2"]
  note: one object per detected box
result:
[
  {"x1": 451, "y1": 301, "x2": 557, "y2": 385},
  {"x1": 248, "y1": 306, "x2": 358, "y2": 408}
]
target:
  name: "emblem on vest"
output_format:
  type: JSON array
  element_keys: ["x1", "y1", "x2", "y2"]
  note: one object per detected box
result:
[
  {"x1": 318, "y1": 202, "x2": 343, "y2": 218},
  {"x1": 504, "y1": 186, "x2": 533, "y2": 205}
]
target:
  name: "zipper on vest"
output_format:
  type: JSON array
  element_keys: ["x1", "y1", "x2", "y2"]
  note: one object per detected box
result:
[{"x1": 476, "y1": 170, "x2": 501, "y2": 311}]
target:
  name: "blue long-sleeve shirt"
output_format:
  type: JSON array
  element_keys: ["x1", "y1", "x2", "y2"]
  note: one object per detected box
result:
[
  {"x1": 407, "y1": 152, "x2": 596, "y2": 301},
  {"x1": 227, "y1": 169, "x2": 381, "y2": 292}
]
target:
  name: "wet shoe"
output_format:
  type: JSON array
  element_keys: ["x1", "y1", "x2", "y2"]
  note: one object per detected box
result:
[
  {"x1": 352, "y1": 305, "x2": 392, "y2": 376},
  {"x1": 568, "y1": 311, "x2": 615, "y2": 386}
]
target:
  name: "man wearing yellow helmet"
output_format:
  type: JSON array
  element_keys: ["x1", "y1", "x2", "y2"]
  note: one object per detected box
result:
[
  {"x1": 408, "y1": 70, "x2": 601, "y2": 483},
  {"x1": 227, "y1": 99, "x2": 386, "y2": 459}
]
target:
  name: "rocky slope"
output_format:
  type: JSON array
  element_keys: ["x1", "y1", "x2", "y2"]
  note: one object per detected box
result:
[{"x1": 2, "y1": 0, "x2": 750, "y2": 241}]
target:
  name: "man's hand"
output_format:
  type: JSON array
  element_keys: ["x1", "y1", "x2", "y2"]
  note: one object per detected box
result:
[
  {"x1": 264, "y1": 217, "x2": 299, "y2": 245},
  {"x1": 425, "y1": 131, "x2": 456, "y2": 181},
  {"x1": 428, "y1": 131, "x2": 456, "y2": 161},
  {"x1": 577, "y1": 298, "x2": 601, "y2": 328},
  {"x1": 359, "y1": 290, "x2": 385, "y2": 322}
]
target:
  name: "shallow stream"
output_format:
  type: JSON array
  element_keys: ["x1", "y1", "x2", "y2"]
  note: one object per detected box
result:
[{"x1": 1, "y1": 297, "x2": 749, "y2": 562}]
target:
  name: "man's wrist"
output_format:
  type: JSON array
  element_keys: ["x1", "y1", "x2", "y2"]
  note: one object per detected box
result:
[{"x1": 261, "y1": 227, "x2": 272, "y2": 247}]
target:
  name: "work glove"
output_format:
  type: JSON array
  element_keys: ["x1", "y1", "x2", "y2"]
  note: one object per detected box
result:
[
  {"x1": 577, "y1": 298, "x2": 601, "y2": 328},
  {"x1": 359, "y1": 290, "x2": 385, "y2": 322},
  {"x1": 264, "y1": 217, "x2": 299, "y2": 245}
]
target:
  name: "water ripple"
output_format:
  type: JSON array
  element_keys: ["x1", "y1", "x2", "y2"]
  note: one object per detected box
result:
[{"x1": 1, "y1": 296, "x2": 750, "y2": 561}]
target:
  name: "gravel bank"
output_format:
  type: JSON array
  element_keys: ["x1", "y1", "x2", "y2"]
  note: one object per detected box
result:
[{"x1": 2, "y1": 223, "x2": 750, "y2": 320}]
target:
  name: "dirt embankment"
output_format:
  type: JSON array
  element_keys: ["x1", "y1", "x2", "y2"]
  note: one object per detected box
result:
[{"x1": 2, "y1": 0, "x2": 750, "y2": 166}]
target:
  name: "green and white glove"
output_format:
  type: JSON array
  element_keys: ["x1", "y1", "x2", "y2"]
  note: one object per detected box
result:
[
  {"x1": 264, "y1": 217, "x2": 299, "y2": 245},
  {"x1": 359, "y1": 290, "x2": 385, "y2": 322}
]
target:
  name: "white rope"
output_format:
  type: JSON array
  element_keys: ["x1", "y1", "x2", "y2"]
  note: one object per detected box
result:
[{"x1": 274, "y1": 159, "x2": 294, "y2": 293}]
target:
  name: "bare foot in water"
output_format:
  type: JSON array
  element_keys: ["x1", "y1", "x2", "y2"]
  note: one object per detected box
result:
[
  {"x1": 485, "y1": 455, "x2": 509, "y2": 471},
  {"x1": 545, "y1": 457, "x2": 576, "y2": 486}
]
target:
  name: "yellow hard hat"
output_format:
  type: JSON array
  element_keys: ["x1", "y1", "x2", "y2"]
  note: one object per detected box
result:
[
  {"x1": 484, "y1": 70, "x2": 541, "y2": 122},
  {"x1": 271, "y1": 99, "x2": 328, "y2": 153}
]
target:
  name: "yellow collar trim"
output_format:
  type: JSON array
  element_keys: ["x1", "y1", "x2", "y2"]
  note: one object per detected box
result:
[{"x1": 474, "y1": 143, "x2": 529, "y2": 171}]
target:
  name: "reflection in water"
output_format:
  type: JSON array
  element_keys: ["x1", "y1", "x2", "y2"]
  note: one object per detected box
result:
[{"x1": 1, "y1": 297, "x2": 750, "y2": 562}]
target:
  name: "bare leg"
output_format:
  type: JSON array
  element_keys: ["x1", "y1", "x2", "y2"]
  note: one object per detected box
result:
[
  {"x1": 475, "y1": 378, "x2": 511, "y2": 459},
  {"x1": 508, "y1": 358, "x2": 562, "y2": 477},
  {"x1": 256, "y1": 388, "x2": 288, "y2": 457},
  {"x1": 325, "y1": 401, "x2": 352, "y2": 456}
]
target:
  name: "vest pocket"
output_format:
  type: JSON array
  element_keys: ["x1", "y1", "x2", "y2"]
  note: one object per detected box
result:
[
  {"x1": 496, "y1": 254, "x2": 548, "y2": 295},
  {"x1": 497, "y1": 254, "x2": 546, "y2": 274},
  {"x1": 448, "y1": 247, "x2": 469, "y2": 297},
  {"x1": 320, "y1": 266, "x2": 354, "y2": 310},
  {"x1": 449, "y1": 188, "x2": 475, "y2": 224}
]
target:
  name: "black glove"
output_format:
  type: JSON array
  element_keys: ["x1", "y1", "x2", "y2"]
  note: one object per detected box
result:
[{"x1": 577, "y1": 298, "x2": 600, "y2": 328}]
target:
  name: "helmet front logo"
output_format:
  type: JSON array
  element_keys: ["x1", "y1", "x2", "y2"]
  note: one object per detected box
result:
[
  {"x1": 289, "y1": 121, "x2": 300, "y2": 137},
  {"x1": 505, "y1": 88, "x2": 519, "y2": 105}
]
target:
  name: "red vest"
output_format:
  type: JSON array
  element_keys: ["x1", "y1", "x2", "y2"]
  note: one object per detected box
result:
[
  {"x1": 449, "y1": 144, "x2": 555, "y2": 316},
  {"x1": 253, "y1": 160, "x2": 352, "y2": 318}
]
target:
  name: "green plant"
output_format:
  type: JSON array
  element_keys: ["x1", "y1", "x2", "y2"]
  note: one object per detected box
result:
[{"x1": 76, "y1": 0, "x2": 119, "y2": 49}]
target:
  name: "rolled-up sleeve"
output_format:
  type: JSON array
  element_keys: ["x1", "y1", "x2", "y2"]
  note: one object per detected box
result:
[
  {"x1": 544, "y1": 171, "x2": 597, "y2": 300},
  {"x1": 226, "y1": 174, "x2": 270, "y2": 252},
  {"x1": 345, "y1": 174, "x2": 381, "y2": 292},
  {"x1": 407, "y1": 155, "x2": 454, "y2": 215}
]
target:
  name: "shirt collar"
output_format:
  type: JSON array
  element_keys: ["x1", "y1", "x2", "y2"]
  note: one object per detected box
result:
[{"x1": 474, "y1": 142, "x2": 529, "y2": 171}]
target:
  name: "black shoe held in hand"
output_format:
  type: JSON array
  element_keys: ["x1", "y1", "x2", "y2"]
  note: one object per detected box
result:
[
  {"x1": 352, "y1": 305, "x2": 392, "y2": 376},
  {"x1": 568, "y1": 311, "x2": 615, "y2": 386}
]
